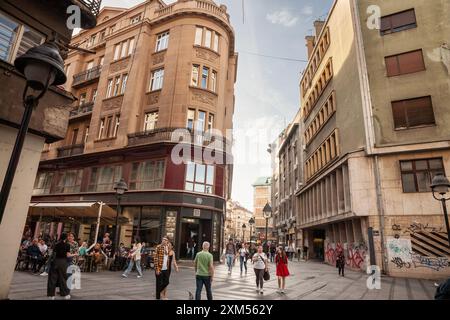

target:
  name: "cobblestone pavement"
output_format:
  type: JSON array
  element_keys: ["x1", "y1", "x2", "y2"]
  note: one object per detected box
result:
[{"x1": 8, "y1": 259, "x2": 441, "y2": 300}]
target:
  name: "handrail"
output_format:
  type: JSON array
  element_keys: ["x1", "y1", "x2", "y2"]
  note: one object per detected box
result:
[{"x1": 73, "y1": 65, "x2": 102, "y2": 86}]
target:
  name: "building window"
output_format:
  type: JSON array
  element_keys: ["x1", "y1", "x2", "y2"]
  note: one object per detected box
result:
[
  {"x1": 130, "y1": 160, "x2": 165, "y2": 190},
  {"x1": 121, "y1": 74, "x2": 128, "y2": 94},
  {"x1": 88, "y1": 34, "x2": 96, "y2": 47},
  {"x1": 194, "y1": 26, "x2": 219, "y2": 52},
  {"x1": 211, "y1": 71, "x2": 217, "y2": 92},
  {"x1": 191, "y1": 65, "x2": 199, "y2": 86},
  {"x1": 55, "y1": 170, "x2": 83, "y2": 194},
  {"x1": 99, "y1": 55, "x2": 104, "y2": 66},
  {"x1": 130, "y1": 14, "x2": 141, "y2": 24},
  {"x1": 208, "y1": 114, "x2": 214, "y2": 130},
  {"x1": 400, "y1": 158, "x2": 445, "y2": 193},
  {"x1": 84, "y1": 126, "x2": 89, "y2": 143},
  {"x1": 196, "y1": 111, "x2": 206, "y2": 132},
  {"x1": 113, "y1": 76, "x2": 121, "y2": 96},
  {"x1": 106, "y1": 79, "x2": 113, "y2": 98},
  {"x1": 385, "y1": 49, "x2": 425, "y2": 77},
  {"x1": 88, "y1": 166, "x2": 122, "y2": 192},
  {"x1": 187, "y1": 109, "x2": 195, "y2": 130},
  {"x1": 144, "y1": 111, "x2": 158, "y2": 131},
  {"x1": 195, "y1": 27, "x2": 203, "y2": 46},
  {"x1": 92, "y1": 88, "x2": 98, "y2": 102},
  {"x1": 0, "y1": 12, "x2": 45, "y2": 63},
  {"x1": 392, "y1": 96, "x2": 435, "y2": 130},
  {"x1": 381, "y1": 9, "x2": 417, "y2": 35},
  {"x1": 113, "y1": 38, "x2": 135, "y2": 61},
  {"x1": 113, "y1": 115, "x2": 120, "y2": 137},
  {"x1": 99, "y1": 29, "x2": 106, "y2": 41},
  {"x1": 155, "y1": 31, "x2": 169, "y2": 52},
  {"x1": 201, "y1": 67, "x2": 209, "y2": 89},
  {"x1": 79, "y1": 93, "x2": 87, "y2": 106},
  {"x1": 33, "y1": 172, "x2": 54, "y2": 195},
  {"x1": 98, "y1": 119, "x2": 105, "y2": 139},
  {"x1": 149, "y1": 68, "x2": 164, "y2": 91},
  {"x1": 185, "y1": 162, "x2": 214, "y2": 194}
]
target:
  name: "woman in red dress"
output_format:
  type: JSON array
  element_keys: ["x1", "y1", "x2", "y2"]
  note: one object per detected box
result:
[{"x1": 275, "y1": 246, "x2": 290, "y2": 294}]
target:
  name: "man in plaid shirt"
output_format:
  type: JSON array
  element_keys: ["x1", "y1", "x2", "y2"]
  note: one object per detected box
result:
[{"x1": 153, "y1": 236, "x2": 169, "y2": 299}]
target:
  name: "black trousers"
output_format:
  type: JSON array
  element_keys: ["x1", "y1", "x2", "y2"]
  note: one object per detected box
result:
[
  {"x1": 338, "y1": 266, "x2": 345, "y2": 276},
  {"x1": 155, "y1": 270, "x2": 170, "y2": 299},
  {"x1": 47, "y1": 258, "x2": 70, "y2": 297}
]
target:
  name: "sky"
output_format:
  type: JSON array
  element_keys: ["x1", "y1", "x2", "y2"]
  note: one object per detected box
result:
[{"x1": 100, "y1": 0, "x2": 334, "y2": 211}]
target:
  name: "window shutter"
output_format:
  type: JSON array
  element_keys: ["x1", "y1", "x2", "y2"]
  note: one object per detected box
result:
[
  {"x1": 385, "y1": 55, "x2": 400, "y2": 76},
  {"x1": 406, "y1": 96, "x2": 435, "y2": 128},
  {"x1": 392, "y1": 101, "x2": 407, "y2": 129},
  {"x1": 398, "y1": 50, "x2": 424, "y2": 74},
  {"x1": 391, "y1": 9, "x2": 416, "y2": 29}
]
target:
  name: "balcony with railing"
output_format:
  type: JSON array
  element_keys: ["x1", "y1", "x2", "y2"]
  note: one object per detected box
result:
[
  {"x1": 69, "y1": 102, "x2": 94, "y2": 119},
  {"x1": 57, "y1": 144, "x2": 85, "y2": 158},
  {"x1": 65, "y1": 0, "x2": 102, "y2": 29},
  {"x1": 127, "y1": 127, "x2": 232, "y2": 152},
  {"x1": 155, "y1": 0, "x2": 230, "y2": 24},
  {"x1": 72, "y1": 65, "x2": 102, "y2": 87}
]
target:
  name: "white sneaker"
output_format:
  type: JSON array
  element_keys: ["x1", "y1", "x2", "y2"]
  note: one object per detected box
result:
[
  {"x1": 137, "y1": 275, "x2": 142, "y2": 278},
  {"x1": 40, "y1": 272, "x2": 48, "y2": 276},
  {"x1": 64, "y1": 295, "x2": 71, "y2": 300},
  {"x1": 281, "y1": 289, "x2": 285, "y2": 294},
  {"x1": 122, "y1": 274, "x2": 127, "y2": 278},
  {"x1": 276, "y1": 289, "x2": 281, "y2": 293},
  {"x1": 255, "y1": 286, "x2": 260, "y2": 292},
  {"x1": 260, "y1": 288, "x2": 264, "y2": 294},
  {"x1": 48, "y1": 296, "x2": 55, "y2": 300}
]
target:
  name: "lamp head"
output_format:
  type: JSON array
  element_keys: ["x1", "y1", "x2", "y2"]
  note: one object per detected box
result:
[
  {"x1": 114, "y1": 178, "x2": 128, "y2": 195},
  {"x1": 14, "y1": 42, "x2": 66, "y2": 92},
  {"x1": 431, "y1": 173, "x2": 450, "y2": 196}
]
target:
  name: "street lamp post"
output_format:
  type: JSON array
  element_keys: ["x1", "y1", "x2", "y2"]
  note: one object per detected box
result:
[
  {"x1": 430, "y1": 173, "x2": 450, "y2": 246},
  {"x1": 263, "y1": 203, "x2": 272, "y2": 252},
  {"x1": 248, "y1": 217, "x2": 255, "y2": 242},
  {"x1": 242, "y1": 223, "x2": 247, "y2": 243},
  {"x1": 0, "y1": 42, "x2": 66, "y2": 224},
  {"x1": 113, "y1": 178, "x2": 128, "y2": 261}
]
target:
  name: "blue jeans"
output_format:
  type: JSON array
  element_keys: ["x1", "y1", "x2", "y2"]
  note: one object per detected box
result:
[
  {"x1": 225, "y1": 254, "x2": 234, "y2": 272},
  {"x1": 195, "y1": 276, "x2": 213, "y2": 300},
  {"x1": 239, "y1": 256, "x2": 247, "y2": 273},
  {"x1": 123, "y1": 259, "x2": 142, "y2": 276}
]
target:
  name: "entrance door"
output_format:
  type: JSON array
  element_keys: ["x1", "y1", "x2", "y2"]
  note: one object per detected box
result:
[
  {"x1": 312, "y1": 229, "x2": 326, "y2": 261},
  {"x1": 180, "y1": 218, "x2": 200, "y2": 259}
]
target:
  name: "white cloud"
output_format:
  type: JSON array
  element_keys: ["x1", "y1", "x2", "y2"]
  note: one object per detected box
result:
[
  {"x1": 301, "y1": 5, "x2": 314, "y2": 16},
  {"x1": 266, "y1": 9, "x2": 299, "y2": 27}
]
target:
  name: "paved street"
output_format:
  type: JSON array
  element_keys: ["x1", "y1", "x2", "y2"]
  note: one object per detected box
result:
[{"x1": 8, "y1": 260, "x2": 441, "y2": 300}]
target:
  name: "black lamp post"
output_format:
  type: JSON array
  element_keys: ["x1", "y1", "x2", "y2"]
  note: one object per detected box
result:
[
  {"x1": 430, "y1": 173, "x2": 450, "y2": 246},
  {"x1": 0, "y1": 42, "x2": 66, "y2": 224},
  {"x1": 248, "y1": 217, "x2": 255, "y2": 242},
  {"x1": 242, "y1": 223, "x2": 247, "y2": 243},
  {"x1": 113, "y1": 178, "x2": 128, "y2": 260},
  {"x1": 263, "y1": 203, "x2": 272, "y2": 251}
]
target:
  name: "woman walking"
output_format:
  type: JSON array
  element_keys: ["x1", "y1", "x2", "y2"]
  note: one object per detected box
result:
[
  {"x1": 238, "y1": 243, "x2": 249, "y2": 275},
  {"x1": 336, "y1": 250, "x2": 345, "y2": 277},
  {"x1": 252, "y1": 245, "x2": 268, "y2": 294},
  {"x1": 275, "y1": 246, "x2": 290, "y2": 293},
  {"x1": 122, "y1": 239, "x2": 143, "y2": 278},
  {"x1": 159, "y1": 242, "x2": 179, "y2": 300}
]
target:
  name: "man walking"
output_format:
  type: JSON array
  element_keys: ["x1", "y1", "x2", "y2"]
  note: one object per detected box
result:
[
  {"x1": 224, "y1": 239, "x2": 236, "y2": 275},
  {"x1": 194, "y1": 241, "x2": 214, "y2": 300},
  {"x1": 154, "y1": 236, "x2": 170, "y2": 300}
]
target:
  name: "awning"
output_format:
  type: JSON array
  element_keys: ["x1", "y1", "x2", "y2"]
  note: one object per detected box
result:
[
  {"x1": 29, "y1": 201, "x2": 116, "y2": 220},
  {"x1": 28, "y1": 201, "x2": 117, "y2": 244}
]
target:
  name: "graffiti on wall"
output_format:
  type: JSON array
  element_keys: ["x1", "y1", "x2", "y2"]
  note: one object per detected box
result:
[
  {"x1": 325, "y1": 242, "x2": 368, "y2": 270},
  {"x1": 387, "y1": 236, "x2": 450, "y2": 272}
]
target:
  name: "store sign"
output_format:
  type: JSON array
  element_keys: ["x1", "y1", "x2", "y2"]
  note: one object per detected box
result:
[{"x1": 193, "y1": 209, "x2": 201, "y2": 217}]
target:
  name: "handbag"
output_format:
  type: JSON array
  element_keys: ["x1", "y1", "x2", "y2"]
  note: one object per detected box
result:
[{"x1": 261, "y1": 254, "x2": 270, "y2": 281}]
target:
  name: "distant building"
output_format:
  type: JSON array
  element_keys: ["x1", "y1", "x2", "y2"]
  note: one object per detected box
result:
[
  {"x1": 252, "y1": 177, "x2": 274, "y2": 242},
  {"x1": 225, "y1": 200, "x2": 253, "y2": 242}
]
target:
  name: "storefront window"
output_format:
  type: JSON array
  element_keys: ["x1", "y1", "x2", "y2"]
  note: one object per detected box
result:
[{"x1": 139, "y1": 207, "x2": 161, "y2": 245}]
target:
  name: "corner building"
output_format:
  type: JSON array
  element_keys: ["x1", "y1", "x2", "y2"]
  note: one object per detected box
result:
[
  {"x1": 297, "y1": 0, "x2": 450, "y2": 279},
  {"x1": 30, "y1": 0, "x2": 237, "y2": 260}
]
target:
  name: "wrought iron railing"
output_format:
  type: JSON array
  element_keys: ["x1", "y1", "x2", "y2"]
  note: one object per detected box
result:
[
  {"x1": 72, "y1": 65, "x2": 102, "y2": 87},
  {"x1": 69, "y1": 102, "x2": 94, "y2": 118},
  {"x1": 127, "y1": 127, "x2": 232, "y2": 150},
  {"x1": 79, "y1": 0, "x2": 101, "y2": 17},
  {"x1": 57, "y1": 144, "x2": 85, "y2": 158}
]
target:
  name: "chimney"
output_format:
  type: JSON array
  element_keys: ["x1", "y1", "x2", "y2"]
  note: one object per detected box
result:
[
  {"x1": 305, "y1": 35, "x2": 315, "y2": 59},
  {"x1": 314, "y1": 20, "x2": 325, "y2": 37}
]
